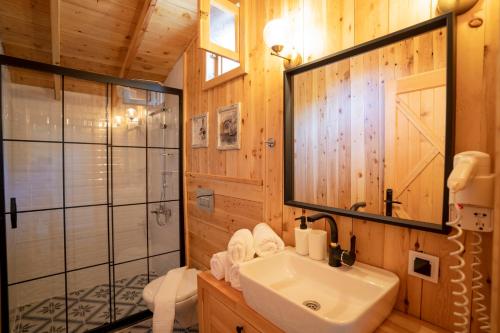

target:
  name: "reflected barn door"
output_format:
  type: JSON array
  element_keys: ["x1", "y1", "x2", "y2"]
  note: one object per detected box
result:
[{"x1": 384, "y1": 68, "x2": 446, "y2": 224}]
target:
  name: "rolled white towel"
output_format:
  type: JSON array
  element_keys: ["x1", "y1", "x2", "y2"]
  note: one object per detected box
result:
[
  {"x1": 253, "y1": 223, "x2": 285, "y2": 257},
  {"x1": 227, "y1": 229, "x2": 255, "y2": 264},
  {"x1": 210, "y1": 251, "x2": 231, "y2": 280},
  {"x1": 229, "y1": 264, "x2": 242, "y2": 291}
]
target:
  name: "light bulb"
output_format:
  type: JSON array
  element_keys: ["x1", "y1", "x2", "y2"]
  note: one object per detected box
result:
[
  {"x1": 263, "y1": 18, "x2": 290, "y2": 51},
  {"x1": 126, "y1": 107, "x2": 138, "y2": 120}
]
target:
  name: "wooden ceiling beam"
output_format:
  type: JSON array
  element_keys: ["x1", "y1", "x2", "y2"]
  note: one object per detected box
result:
[
  {"x1": 119, "y1": 0, "x2": 158, "y2": 78},
  {"x1": 50, "y1": 0, "x2": 61, "y2": 100}
]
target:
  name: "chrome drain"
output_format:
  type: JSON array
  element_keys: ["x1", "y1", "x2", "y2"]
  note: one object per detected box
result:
[{"x1": 302, "y1": 300, "x2": 321, "y2": 311}]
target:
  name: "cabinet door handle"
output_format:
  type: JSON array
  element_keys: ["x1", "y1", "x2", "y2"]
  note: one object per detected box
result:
[
  {"x1": 10, "y1": 198, "x2": 17, "y2": 229},
  {"x1": 236, "y1": 326, "x2": 244, "y2": 333}
]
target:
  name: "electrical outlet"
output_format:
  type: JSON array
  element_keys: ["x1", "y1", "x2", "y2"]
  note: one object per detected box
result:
[
  {"x1": 408, "y1": 250, "x2": 439, "y2": 283},
  {"x1": 450, "y1": 205, "x2": 493, "y2": 232}
]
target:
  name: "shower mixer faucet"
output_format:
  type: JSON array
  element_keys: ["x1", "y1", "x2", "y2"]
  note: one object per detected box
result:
[{"x1": 151, "y1": 204, "x2": 172, "y2": 226}]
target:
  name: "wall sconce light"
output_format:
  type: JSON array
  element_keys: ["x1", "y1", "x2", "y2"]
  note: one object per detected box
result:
[
  {"x1": 263, "y1": 18, "x2": 302, "y2": 68},
  {"x1": 126, "y1": 107, "x2": 138, "y2": 121},
  {"x1": 437, "y1": 0, "x2": 479, "y2": 14},
  {"x1": 126, "y1": 107, "x2": 141, "y2": 129}
]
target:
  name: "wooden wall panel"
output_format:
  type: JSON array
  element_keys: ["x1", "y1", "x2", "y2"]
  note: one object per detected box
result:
[{"x1": 184, "y1": 0, "x2": 497, "y2": 331}]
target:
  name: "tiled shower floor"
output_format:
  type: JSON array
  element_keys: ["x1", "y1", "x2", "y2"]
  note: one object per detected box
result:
[{"x1": 9, "y1": 274, "x2": 154, "y2": 333}]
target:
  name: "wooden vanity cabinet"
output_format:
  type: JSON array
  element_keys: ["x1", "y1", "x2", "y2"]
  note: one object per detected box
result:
[
  {"x1": 198, "y1": 271, "x2": 282, "y2": 333},
  {"x1": 197, "y1": 271, "x2": 450, "y2": 333}
]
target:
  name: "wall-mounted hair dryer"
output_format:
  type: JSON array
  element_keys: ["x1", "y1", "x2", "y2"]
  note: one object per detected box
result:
[
  {"x1": 448, "y1": 151, "x2": 494, "y2": 231},
  {"x1": 447, "y1": 151, "x2": 494, "y2": 333}
]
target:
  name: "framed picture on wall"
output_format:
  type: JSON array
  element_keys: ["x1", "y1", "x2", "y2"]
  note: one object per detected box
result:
[
  {"x1": 217, "y1": 103, "x2": 241, "y2": 150},
  {"x1": 192, "y1": 113, "x2": 209, "y2": 148}
]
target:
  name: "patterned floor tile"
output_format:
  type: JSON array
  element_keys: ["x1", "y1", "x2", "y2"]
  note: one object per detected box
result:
[
  {"x1": 126, "y1": 275, "x2": 149, "y2": 289},
  {"x1": 115, "y1": 288, "x2": 143, "y2": 305},
  {"x1": 113, "y1": 303, "x2": 138, "y2": 321},
  {"x1": 9, "y1": 273, "x2": 195, "y2": 333},
  {"x1": 70, "y1": 301, "x2": 106, "y2": 321},
  {"x1": 10, "y1": 319, "x2": 49, "y2": 333},
  {"x1": 22, "y1": 297, "x2": 69, "y2": 320}
]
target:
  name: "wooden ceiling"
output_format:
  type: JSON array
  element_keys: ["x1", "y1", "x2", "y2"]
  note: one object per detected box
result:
[{"x1": 0, "y1": 0, "x2": 198, "y2": 82}]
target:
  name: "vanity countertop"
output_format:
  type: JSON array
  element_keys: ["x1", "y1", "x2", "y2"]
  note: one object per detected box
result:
[{"x1": 198, "y1": 271, "x2": 450, "y2": 333}]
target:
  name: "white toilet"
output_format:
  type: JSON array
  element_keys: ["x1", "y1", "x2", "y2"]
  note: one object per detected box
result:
[{"x1": 142, "y1": 268, "x2": 200, "y2": 328}]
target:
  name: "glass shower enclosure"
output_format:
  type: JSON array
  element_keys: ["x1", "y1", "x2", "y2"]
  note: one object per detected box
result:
[{"x1": 0, "y1": 55, "x2": 184, "y2": 333}]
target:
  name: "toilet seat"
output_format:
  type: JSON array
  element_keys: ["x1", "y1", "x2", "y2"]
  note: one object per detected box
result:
[{"x1": 143, "y1": 268, "x2": 199, "y2": 312}]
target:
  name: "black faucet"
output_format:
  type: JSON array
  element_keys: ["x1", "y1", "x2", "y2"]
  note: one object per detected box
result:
[
  {"x1": 306, "y1": 213, "x2": 356, "y2": 267},
  {"x1": 349, "y1": 202, "x2": 366, "y2": 211}
]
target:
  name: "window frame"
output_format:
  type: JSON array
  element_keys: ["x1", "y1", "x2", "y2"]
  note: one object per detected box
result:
[{"x1": 199, "y1": 0, "x2": 247, "y2": 90}]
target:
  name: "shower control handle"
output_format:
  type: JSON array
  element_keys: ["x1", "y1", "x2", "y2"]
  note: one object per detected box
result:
[{"x1": 10, "y1": 198, "x2": 17, "y2": 229}]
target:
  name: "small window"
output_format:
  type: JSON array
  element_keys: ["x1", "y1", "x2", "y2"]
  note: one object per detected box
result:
[
  {"x1": 204, "y1": 51, "x2": 240, "y2": 82},
  {"x1": 200, "y1": 0, "x2": 246, "y2": 89}
]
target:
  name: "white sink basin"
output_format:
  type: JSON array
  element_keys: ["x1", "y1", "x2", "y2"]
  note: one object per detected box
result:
[{"x1": 239, "y1": 247, "x2": 399, "y2": 333}]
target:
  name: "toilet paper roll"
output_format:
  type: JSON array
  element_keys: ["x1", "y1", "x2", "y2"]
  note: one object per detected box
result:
[{"x1": 308, "y1": 230, "x2": 327, "y2": 261}]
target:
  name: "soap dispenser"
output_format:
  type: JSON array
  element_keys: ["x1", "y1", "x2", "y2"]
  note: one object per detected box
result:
[{"x1": 294, "y1": 216, "x2": 310, "y2": 255}]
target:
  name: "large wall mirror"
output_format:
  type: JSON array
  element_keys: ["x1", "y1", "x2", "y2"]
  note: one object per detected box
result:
[{"x1": 284, "y1": 13, "x2": 455, "y2": 233}]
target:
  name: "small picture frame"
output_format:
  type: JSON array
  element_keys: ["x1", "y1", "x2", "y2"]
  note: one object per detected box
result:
[
  {"x1": 191, "y1": 113, "x2": 209, "y2": 148},
  {"x1": 217, "y1": 103, "x2": 241, "y2": 150}
]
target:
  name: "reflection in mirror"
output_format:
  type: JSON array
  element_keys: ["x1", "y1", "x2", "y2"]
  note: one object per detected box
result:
[{"x1": 292, "y1": 25, "x2": 449, "y2": 226}]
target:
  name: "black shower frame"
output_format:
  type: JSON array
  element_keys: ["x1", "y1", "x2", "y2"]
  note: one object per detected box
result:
[
  {"x1": 283, "y1": 13, "x2": 456, "y2": 234},
  {"x1": 0, "y1": 54, "x2": 186, "y2": 333}
]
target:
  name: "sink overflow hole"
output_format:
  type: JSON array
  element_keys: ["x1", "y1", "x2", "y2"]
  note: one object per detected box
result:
[{"x1": 302, "y1": 300, "x2": 321, "y2": 311}]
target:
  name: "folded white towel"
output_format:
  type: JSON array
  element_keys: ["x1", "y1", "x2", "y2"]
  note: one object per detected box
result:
[
  {"x1": 229, "y1": 264, "x2": 242, "y2": 291},
  {"x1": 152, "y1": 266, "x2": 187, "y2": 333},
  {"x1": 253, "y1": 223, "x2": 285, "y2": 257},
  {"x1": 210, "y1": 251, "x2": 231, "y2": 280},
  {"x1": 227, "y1": 229, "x2": 255, "y2": 264}
]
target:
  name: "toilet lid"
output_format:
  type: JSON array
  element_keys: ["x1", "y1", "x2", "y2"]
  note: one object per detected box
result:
[{"x1": 143, "y1": 268, "x2": 199, "y2": 304}]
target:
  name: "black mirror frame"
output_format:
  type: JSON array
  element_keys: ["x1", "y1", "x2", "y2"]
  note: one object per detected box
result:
[{"x1": 283, "y1": 13, "x2": 455, "y2": 234}]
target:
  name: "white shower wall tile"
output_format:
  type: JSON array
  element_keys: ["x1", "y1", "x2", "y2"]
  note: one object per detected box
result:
[
  {"x1": 112, "y1": 147, "x2": 146, "y2": 205},
  {"x1": 147, "y1": 149, "x2": 179, "y2": 202},
  {"x1": 149, "y1": 251, "x2": 180, "y2": 277},
  {"x1": 6, "y1": 210, "x2": 64, "y2": 284},
  {"x1": 4, "y1": 142, "x2": 63, "y2": 212},
  {"x1": 147, "y1": 96, "x2": 179, "y2": 148},
  {"x1": 65, "y1": 144, "x2": 107, "y2": 207},
  {"x1": 112, "y1": 87, "x2": 147, "y2": 147},
  {"x1": 64, "y1": 79, "x2": 107, "y2": 144},
  {"x1": 113, "y1": 205, "x2": 147, "y2": 264},
  {"x1": 148, "y1": 201, "x2": 180, "y2": 256},
  {"x1": 66, "y1": 206, "x2": 108, "y2": 270},
  {"x1": 2, "y1": 81, "x2": 62, "y2": 141}
]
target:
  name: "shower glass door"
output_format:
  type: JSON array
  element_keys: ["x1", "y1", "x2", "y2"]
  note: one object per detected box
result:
[
  {"x1": 2, "y1": 66, "x2": 69, "y2": 333},
  {"x1": 0, "y1": 62, "x2": 184, "y2": 333}
]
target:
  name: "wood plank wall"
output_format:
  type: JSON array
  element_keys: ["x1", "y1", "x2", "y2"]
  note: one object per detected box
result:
[
  {"x1": 183, "y1": 0, "x2": 498, "y2": 331},
  {"x1": 292, "y1": 32, "x2": 446, "y2": 225}
]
